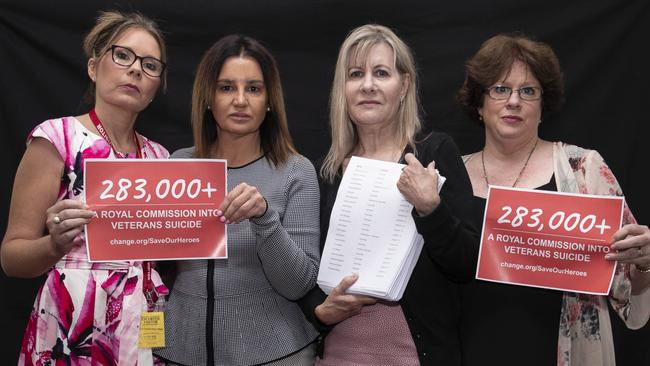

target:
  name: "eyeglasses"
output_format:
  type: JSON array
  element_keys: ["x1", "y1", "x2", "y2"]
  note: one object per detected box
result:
[
  {"x1": 109, "y1": 45, "x2": 166, "y2": 77},
  {"x1": 485, "y1": 85, "x2": 543, "y2": 101}
]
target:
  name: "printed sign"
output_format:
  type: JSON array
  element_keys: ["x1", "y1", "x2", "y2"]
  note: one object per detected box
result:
[
  {"x1": 84, "y1": 159, "x2": 227, "y2": 261},
  {"x1": 476, "y1": 186, "x2": 624, "y2": 295}
]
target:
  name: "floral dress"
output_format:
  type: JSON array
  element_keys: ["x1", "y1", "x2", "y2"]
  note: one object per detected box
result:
[
  {"x1": 554, "y1": 142, "x2": 645, "y2": 366},
  {"x1": 18, "y1": 117, "x2": 169, "y2": 366}
]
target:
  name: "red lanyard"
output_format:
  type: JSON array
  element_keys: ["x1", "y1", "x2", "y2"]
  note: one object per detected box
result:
[
  {"x1": 142, "y1": 261, "x2": 160, "y2": 310},
  {"x1": 89, "y1": 108, "x2": 142, "y2": 159},
  {"x1": 143, "y1": 261, "x2": 155, "y2": 307},
  {"x1": 143, "y1": 261, "x2": 152, "y2": 291}
]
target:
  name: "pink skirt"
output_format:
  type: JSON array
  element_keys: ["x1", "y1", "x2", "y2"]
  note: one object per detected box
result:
[{"x1": 316, "y1": 301, "x2": 420, "y2": 366}]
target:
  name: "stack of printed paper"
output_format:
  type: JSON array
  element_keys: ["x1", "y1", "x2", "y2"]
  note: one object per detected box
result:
[{"x1": 317, "y1": 156, "x2": 445, "y2": 301}]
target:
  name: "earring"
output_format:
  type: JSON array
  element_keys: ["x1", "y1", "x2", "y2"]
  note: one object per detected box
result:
[
  {"x1": 207, "y1": 105, "x2": 211, "y2": 110},
  {"x1": 266, "y1": 106, "x2": 271, "y2": 112},
  {"x1": 478, "y1": 115, "x2": 483, "y2": 121}
]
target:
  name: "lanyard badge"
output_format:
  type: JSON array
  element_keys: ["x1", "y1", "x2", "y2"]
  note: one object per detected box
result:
[{"x1": 139, "y1": 261, "x2": 165, "y2": 348}]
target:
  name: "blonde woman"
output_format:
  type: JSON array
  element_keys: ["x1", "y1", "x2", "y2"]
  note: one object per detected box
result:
[
  {"x1": 299, "y1": 24, "x2": 479, "y2": 365},
  {"x1": 1, "y1": 11, "x2": 170, "y2": 365}
]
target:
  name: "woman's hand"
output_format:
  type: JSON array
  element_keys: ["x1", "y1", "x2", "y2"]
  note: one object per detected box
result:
[
  {"x1": 396, "y1": 153, "x2": 441, "y2": 216},
  {"x1": 314, "y1": 273, "x2": 377, "y2": 325},
  {"x1": 46, "y1": 199, "x2": 95, "y2": 257},
  {"x1": 217, "y1": 182, "x2": 268, "y2": 224},
  {"x1": 606, "y1": 224, "x2": 650, "y2": 272}
]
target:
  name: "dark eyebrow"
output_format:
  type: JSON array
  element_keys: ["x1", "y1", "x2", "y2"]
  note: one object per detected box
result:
[
  {"x1": 216, "y1": 79, "x2": 264, "y2": 84},
  {"x1": 114, "y1": 44, "x2": 161, "y2": 60}
]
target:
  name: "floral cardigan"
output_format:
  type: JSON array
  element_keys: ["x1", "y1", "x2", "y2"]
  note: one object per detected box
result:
[{"x1": 554, "y1": 142, "x2": 648, "y2": 366}]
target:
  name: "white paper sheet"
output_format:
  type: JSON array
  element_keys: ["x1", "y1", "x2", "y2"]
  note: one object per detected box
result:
[{"x1": 317, "y1": 156, "x2": 444, "y2": 300}]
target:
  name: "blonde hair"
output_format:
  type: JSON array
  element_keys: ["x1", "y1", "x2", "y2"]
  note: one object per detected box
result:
[
  {"x1": 321, "y1": 24, "x2": 421, "y2": 182},
  {"x1": 82, "y1": 10, "x2": 167, "y2": 103}
]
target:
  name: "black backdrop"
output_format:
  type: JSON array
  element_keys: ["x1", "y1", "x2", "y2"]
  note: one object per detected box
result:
[{"x1": 1, "y1": 0, "x2": 648, "y2": 363}]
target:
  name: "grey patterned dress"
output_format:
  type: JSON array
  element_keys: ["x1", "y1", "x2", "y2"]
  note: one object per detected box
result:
[{"x1": 155, "y1": 148, "x2": 320, "y2": 365}]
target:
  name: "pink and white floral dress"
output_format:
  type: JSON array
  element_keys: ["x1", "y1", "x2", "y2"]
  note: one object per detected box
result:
[
  {"x1": 554, "y1": 142, "x2": 647, "y2": 366},
  {"x1": 18, "y1": 116, "x2": 169, "y2": 366}
]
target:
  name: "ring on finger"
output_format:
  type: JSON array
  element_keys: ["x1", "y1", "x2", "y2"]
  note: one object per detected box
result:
[{"x1": 53, "y1": 216, "x2": 61, "y2": 224}]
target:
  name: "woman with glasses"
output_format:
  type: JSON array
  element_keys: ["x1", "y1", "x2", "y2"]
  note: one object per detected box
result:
[
  {"x1": 1, "y1": 10, "x2": 169, "y2": 365},
  {"x1": 457, "y1": 34, "x2": 650, "y2": 366},
  {"x1": 154, "y1": 35, "x2": 320, "y2": 365}
]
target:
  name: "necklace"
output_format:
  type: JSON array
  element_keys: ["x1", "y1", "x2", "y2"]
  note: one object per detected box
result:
[
  {"x1": 89, "y1": 108, "x2": 142, "y2": 158},
  {"x1": 481, "y1": 138, "x2": 538, "y2": 188}
]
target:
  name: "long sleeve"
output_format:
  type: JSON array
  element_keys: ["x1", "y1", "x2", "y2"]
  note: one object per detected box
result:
[
  {"x1": 581, "y1": 148, "x2": 649, "y2": 329},
  {"x1": 297, "y1": 169, "x2": 339, "y2": 343},
  {"x1": 411, "y1": 134, "x2": 481, "y2": 283},
  {"x1": 628, "y1": 289, "x2": 650, "y2": 329},
  {"x1": 251, "y1": 156, "x2": 321, "y2": 300},
  {"x1": 297, "y1": 134, "x2": 478, "y2": 363},
  {"x1": 554, "y1": 142, "x2": 647, "y2": 365}
]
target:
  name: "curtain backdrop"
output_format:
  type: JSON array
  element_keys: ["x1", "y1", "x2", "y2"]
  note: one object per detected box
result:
[{"x1": 1, "y1": 0, "x2": 648, "y2": 363}]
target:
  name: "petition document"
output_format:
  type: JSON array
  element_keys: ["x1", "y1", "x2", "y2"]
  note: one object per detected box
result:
[{"x1": 317, "y1": 156, "x2": 444, "y2": 300}]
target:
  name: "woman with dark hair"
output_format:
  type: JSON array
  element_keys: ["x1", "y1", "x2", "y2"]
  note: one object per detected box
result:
[
  {"x1": 155, "y1": 35, "x2": 320, "y2": 365},
  {"x1": 1, "y1": 10, "x2": 170, "y2": 365},
  {"x1": 457, "y1": 33, "x2": 650, "y2": 366}
]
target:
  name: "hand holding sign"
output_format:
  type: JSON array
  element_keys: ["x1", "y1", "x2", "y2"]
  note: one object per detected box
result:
[
  {"x1": 607, "y1": 224, "x2": 650, "y2": 271},
  {"x1": 217, "y1": 182, "x2": 268, "y2": 224},
  {"x1": 47, "y1": 199, "x2": 95, "y2": 256}
]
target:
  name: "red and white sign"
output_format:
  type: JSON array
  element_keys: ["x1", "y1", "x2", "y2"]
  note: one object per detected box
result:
[
  {"x1": 476, "y1": 186, "x2": 624, "y2": 295},
  {"x1": 84, "y1": 159, "x2": 227, "y2": 262}
]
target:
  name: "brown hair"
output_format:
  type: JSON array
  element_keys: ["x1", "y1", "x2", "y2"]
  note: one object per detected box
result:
[
  {"x1": 191, "y1": 35, "x2": 296, "y2": 164},
  {"x1": 82, "y1": 10, "x2": 167, "y2": 104},
  {"x1": 457, "y1": 33, "x2": 564, "y2": 122}
]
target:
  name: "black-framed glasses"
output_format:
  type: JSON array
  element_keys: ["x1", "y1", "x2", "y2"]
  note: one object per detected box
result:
[
  {"x1": 109, "y1": 45, "x2": 166, "y2": 77},
  {"x1": 485, "y1": 85, "x2": 543, "y2": 101}
]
